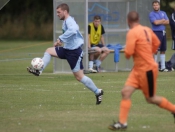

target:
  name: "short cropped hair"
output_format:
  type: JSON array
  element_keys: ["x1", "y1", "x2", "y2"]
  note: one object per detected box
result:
[
  {"x1": 57, "y1": 3, "x2": 69, "y2": 13},
  {"x1": 152, "y1": 0, "x2": 160, "y2": 5},
  {"x1": 93, "y1": 15, "x2": 101, "y2": 20},
  {"x1": 127, "y1": 11, "x2": 139, "y2": 23}
]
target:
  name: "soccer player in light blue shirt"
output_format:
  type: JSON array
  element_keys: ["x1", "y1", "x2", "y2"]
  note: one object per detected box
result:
[
  {"x1": 149, "y1": 0, "x2": 169, "y2": 72},
  {"x1": 27, "y1": 3, "x2": 104, "y2": 105},
  {"x1": 59, "y1": 16, "x2": 84, "y2": 50}
]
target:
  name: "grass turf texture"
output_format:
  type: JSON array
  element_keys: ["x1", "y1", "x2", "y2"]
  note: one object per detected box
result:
[{"x1": 0, "y1": 40, "x2": 175, "y2": 132}]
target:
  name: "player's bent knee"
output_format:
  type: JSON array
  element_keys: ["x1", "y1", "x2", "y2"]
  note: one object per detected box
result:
[
  {"x1": 146, "y1": 97, "x2": 155, "y2": 104},
  {"x1": 121, "y1": 89, "x2": 130, "y2": 99},
  {"x1": 121, "y1": 86, "x2": 135, "y2": 99},
  {"x1": 76, "y1": 77, "x2": 81, "y2": 81},
  {"x1": 46, "y1": 47, "x2": 53, "y2": 53},
  {"x1": 73, "y1": 71, "x2": 84, "y2": 81},
  {"x1": 74, "y1": 75, "x2": 81, "y2": 81},
  {"x1": 146, "y1": 98, "x2": 152, "y2": 104}
]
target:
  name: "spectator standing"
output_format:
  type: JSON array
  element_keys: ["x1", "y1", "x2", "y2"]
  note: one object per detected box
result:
[{"x1": 149, "y1": 0, "x2": 169, "y2": 72}]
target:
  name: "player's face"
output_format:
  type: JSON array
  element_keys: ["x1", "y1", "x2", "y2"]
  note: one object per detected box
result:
[
  {"x1": 93, "y1": 19, "x2": 101, "y2": 27},
  {"x1": 57, "y1": 8, "x2": 66, "y2": 20},
  {"x1": 153, "y1": 3, "x2": 160, "y2": 11}
]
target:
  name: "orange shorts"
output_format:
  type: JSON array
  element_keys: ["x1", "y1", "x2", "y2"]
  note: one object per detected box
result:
[{"x1": 125, "y1": 65, "x2": 158, "y2": 98}]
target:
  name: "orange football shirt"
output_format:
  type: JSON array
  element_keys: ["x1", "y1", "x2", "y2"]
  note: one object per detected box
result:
[{"x1": 125, "y1": 24, "x2": 160, "y2": 70}]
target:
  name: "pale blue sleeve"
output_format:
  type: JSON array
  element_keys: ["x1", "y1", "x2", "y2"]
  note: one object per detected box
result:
[{"x1": 59, "y1": 19, "x2": 77, "y2": 43}]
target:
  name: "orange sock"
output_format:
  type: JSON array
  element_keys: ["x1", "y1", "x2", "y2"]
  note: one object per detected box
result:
[
  {"x1": 158, "y1": 97, "x2": 175, "y2": 113},
  {"x1": 119, "y1": 99, "x2": 131, "y2": 124}
]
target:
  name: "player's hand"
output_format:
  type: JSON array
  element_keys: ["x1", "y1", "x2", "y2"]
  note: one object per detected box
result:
[
  {"x1": 54, "y1": 42, "x2": 58, "y2": 47},
  {"x1": 54, "y1": 39, "x2": 62, "y2": 47}
]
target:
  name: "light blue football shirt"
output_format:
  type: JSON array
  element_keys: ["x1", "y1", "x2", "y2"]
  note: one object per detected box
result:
[{"x1": 59, "y1": 16, "x2": 84, "y2": 50}]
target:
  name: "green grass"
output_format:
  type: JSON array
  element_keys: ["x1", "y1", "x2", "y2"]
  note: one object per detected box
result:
[{"x1": 0, "y1": 40, "x2": 175, "y2": 132}]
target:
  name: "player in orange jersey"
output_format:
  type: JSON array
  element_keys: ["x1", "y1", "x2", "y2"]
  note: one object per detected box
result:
[{"x1": 108, "y1": 11, "x2": 175, "y2": 131}]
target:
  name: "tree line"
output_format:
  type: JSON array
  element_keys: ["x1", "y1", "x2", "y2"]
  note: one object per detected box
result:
[
  {"x1": 0, "y1": 0, "x2": 174, "y2": 40},
  {"x1": 0, "y1": 0, "x2": 53, "y2": 40}
]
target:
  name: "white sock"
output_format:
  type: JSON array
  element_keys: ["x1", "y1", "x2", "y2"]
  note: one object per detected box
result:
[
  {"x1": 89, "y1": 61, "x2": 93, "y2": 69},
  {"x1": 95, "y1": 60, "x2": 101, "y2": 67},
  {"x1": 80, "y1": 76, "x2": 100, "y2": 95},
  {"x1": 41, "y1": 52, "x2": 51, "y2": 72},
  {"x1": 160, "y1": 54, "x2": 165, "y2": 69},
  {"x1": 154, "y1": 55, "x2": 157, "y2": 62}
]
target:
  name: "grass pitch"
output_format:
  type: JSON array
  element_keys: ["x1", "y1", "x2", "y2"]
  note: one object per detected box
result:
[{"x1": 0, "y1": 40, "x2": 175, "y2": 132}]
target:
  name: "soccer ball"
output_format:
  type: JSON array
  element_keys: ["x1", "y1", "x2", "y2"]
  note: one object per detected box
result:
[{"x1": 31, "y1": 57, "x2": 44, "y2": 70}]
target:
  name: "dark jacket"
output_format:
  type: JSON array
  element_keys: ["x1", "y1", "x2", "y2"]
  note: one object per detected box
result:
[{"x1": 170, "y1": 11, "x2": 175, "y2": 40}]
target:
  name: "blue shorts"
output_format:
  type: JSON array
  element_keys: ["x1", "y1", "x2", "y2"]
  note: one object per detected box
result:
[
  {"x1": 154, "y1": 31, "x2": 166, "y2": 51},
  {"x1": 55, "y1": 47, "x2": 84, "y2": 72}
]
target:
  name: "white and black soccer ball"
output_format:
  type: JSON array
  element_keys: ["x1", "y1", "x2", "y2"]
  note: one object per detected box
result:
[{"x1": 31, "y1": 57, "x2": 44, "y2": 70}]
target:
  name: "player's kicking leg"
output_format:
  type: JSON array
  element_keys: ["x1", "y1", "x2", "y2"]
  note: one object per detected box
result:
[{"x1": 27, "y1": 47, "x2": 57, "y2": 76}]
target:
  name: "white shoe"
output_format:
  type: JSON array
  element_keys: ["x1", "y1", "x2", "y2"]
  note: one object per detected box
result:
[
  {"x1": 159, "y1": 68, "x2": 168, "y2": 72},
  {"x1": 89, "y1": 68, "x2": 97, "y2": 73}
]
